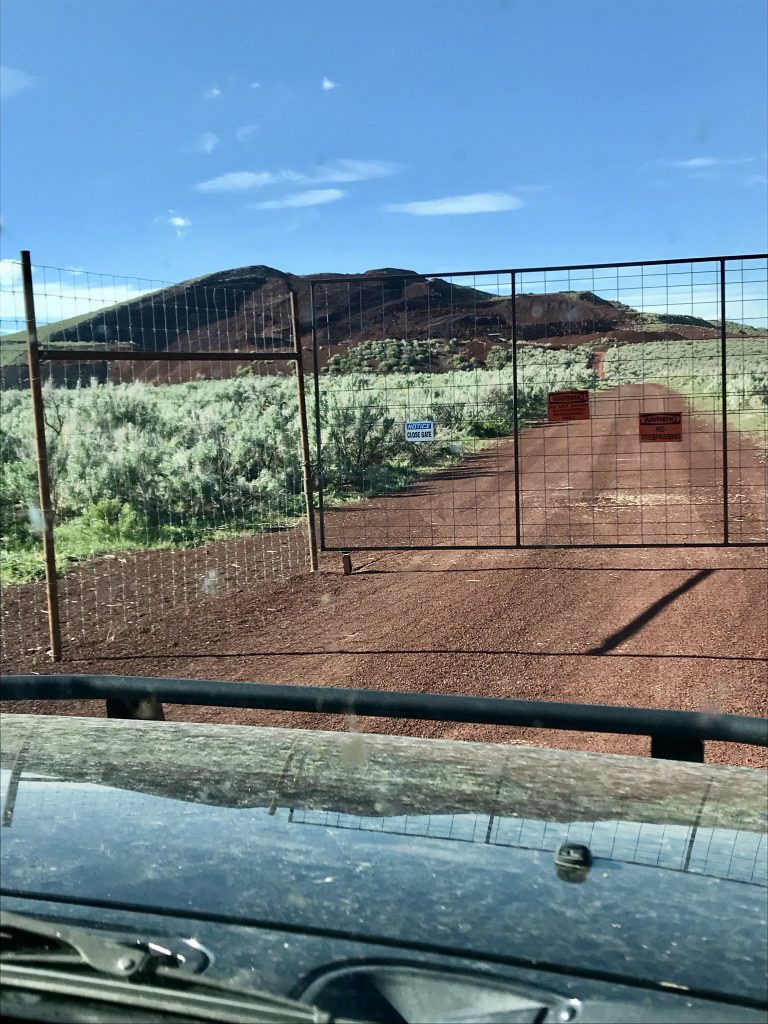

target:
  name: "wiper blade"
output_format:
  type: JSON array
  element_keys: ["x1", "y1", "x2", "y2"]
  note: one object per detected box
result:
[
  {"x1": 0, "y1": 911, "x2": 363, "y2": 1024},
  {"x1": 1, "y1": 909, "x2": 211, "y2": 979},
  {"x1": 1, "y1": 963, "x2": 359, "y2": 1024}
]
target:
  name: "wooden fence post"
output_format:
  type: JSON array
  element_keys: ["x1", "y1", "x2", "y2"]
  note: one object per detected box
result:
[
  {"x1": 289, "y1": 290, "x2": 319, "y2": 572},
  {"x1": 21, "y1": 250, "x2": 62, "y2": 660}
]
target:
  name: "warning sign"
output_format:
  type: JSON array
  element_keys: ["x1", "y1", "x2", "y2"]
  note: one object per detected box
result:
[
  {"x1": 405, "y1": 420, "x2": 435, "y2": 442},
  {"x1": 639, "y1": 412, "x2": 683, "y2": 442},
  {"x1": 547, "y1": 390, "x2": 591, "y2": 422}
]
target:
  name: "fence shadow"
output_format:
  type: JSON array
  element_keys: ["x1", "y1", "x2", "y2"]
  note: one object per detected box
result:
[{"x1": 585, "y1": 569, "x2": 714, "y2": 654}]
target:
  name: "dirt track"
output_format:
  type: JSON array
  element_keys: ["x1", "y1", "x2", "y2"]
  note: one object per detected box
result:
[
  {"x1": 326, "y1": 385, "x2": 767, "y2": 547},
  {"x1": 2, "y1": 386, "x2": 766, "y2": 767}
]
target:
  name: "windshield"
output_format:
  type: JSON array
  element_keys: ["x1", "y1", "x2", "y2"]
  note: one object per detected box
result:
[{"x1": 1, "y1": 0, "x2": 767, "y2": 1017}]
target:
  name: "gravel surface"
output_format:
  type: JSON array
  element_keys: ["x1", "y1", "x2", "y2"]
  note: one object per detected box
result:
[
  {"x1": 326, "y1": 385, "x2": 768, "y2": 547},
  {"x1": 2, "y1": 387, "x2": 766, "y2": 767}
]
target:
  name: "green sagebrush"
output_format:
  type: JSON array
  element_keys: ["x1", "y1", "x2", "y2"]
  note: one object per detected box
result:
[
  {"x1": 14, "y1": 334, "x2": 768, "y2": 581},
  {"x1": 1, "y1": 348, "x2": 596, "y2": 582}
]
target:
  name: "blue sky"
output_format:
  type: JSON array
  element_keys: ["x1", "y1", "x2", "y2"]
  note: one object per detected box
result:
[{"x1": 1, "y1": 0, "x2": 766, "y2": 287}]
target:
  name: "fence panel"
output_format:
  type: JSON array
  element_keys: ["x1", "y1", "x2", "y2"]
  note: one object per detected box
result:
[
  {"x1": 311, "y1": 271, "x2": 525, "y2": 549},
  {"x1": 312, "y1": 255, "x2": 768, "y2": 551},
  {"x1": 1, "y1": 261, "x2": 309, "y2": 662},
  {"x1": 290, "y1": 805, "x2": 767, "y2": 887},
  {"x1": 724, "y1": 257, "x2": 768, "y2": 543},
  {"x1": 3, "y1": 252, "x2": 765, "y2": 662},
  {"x1": 517, "y1": 259, "x2": 726, "y2": 545},
  {"x1": 1, "y1": 260, "x2": 50, "y2": 657}
]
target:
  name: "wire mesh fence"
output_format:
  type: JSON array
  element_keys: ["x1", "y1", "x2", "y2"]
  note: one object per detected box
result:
[
  {"x1": 310, "y1": 256, "x2": 768, "y2": 549},
  {"x1": 516, "y1": 260, "x2": 727, "y2": 546},
  {"x1": 1, "y1": 260, "x2": 312, "y2": 661},
  {"x1": 311, "y1": 272, "x2": 521, "y2": 548},
  {"x1": 1, "y1": 252, "x2": 766, "y2": 664},
  {"x1": 290, "y1": 804, "x2": 768, "y2": 887},
  {"x1": 724, "y1": 258, "x2": 768, "y2": 541}
]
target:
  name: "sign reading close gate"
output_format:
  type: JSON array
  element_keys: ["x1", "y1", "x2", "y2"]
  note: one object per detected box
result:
[
  {"x1": 547, "y1": 390, "x2": 591, "y2": 422},
  {"x1": 405, "y1": 420, "x2": 435, "y2": 442},
  {"x1": 639, "y1": 412, "x2": 683, "y2": 442}
]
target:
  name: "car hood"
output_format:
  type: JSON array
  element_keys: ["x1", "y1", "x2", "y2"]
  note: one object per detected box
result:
[{"x1": 1, "y1": 713, "x2": 766, "y2": 1001}]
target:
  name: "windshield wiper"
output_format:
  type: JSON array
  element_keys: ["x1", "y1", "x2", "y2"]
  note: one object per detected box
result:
[
  {"x1": 0, "y1": 910, "x2": 364, "y2": 1024},
  {"x1": 1, "y1": 909, "x2": 213, "y2": 979}
]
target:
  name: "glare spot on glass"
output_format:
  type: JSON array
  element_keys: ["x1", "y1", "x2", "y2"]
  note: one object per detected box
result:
[
  {"x1": 342, "y1": 733, "x2": 367, "y2": 766},
  {"x1": 201, "y1": 569, "x2": 219, "y2": 596},
  {"x1": 27, "y1": 505, "x2": 45, "y2": 533}
]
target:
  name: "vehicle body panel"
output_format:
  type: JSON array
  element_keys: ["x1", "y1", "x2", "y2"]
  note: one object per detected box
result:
[{"x1": 1, "y1": 714, "x2": 767, "y2": 1004}]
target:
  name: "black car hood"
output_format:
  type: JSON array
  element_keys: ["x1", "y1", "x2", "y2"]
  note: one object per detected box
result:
[{"x1": 1, "y1": 713, "x2": 766, "y2": 1002}]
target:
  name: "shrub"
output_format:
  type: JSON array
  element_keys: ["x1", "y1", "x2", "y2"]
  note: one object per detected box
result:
[{"x1": 0, "y1": 343, "x2": 604, "y2": 579}]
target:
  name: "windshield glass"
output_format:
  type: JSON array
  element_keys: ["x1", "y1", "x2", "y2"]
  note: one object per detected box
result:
[{"x1": 1, "y1": 0, "x2": 767, "y2": 1015}]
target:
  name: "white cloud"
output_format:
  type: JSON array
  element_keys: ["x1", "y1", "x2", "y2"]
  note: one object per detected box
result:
[
  {"x1": 197, "y1": 131, "x2": 219, "y2": 154},
  {"x1": 197, "y1": 170, "x2": 301, "y2": 192},
  {"x1": 311, "y1": 159, "x2": 399, "y2": 183},
  {"x1": 168, "y1": 214, "x2": 191, "y2": 237},
  {"x1": 670, "y1": 157, "x2": 720, "y2": 169},
  {"x1": 386, "y1": 192, "x2": 523, "y2": 216},
  {"x1": 250, "y1": 81, "x2": 261, "y2": 89},
  {"x1": 0, "y1": 259, "x2": 155, "y2": 328},
  {"x1": 0, "y1": 258, "x2": 21, "y2": 286},
  {"x1": 204, "y1": 86, "x2": 222, "y2": 98},
  {"x1": 251, "y1": 188, "x2": 344, "y2": 210},
  {"x1": 321, "y1": 76, "x2": 338, "y2": 91},
  {"x1": 663, "y1": 155, "x2": 759, "y2": 170},
  {"x1": 196, "y1": 158, "x2": 399, "y2": 192},
  {"x1": 236, "y1": 124, "x2": 258, "y2": 142},
  {"x1": 0, "y1": 65, "x2": 37, "y2": 101},
  {"x1": 747, "y1": 172, "x2": 768, "y2": 186}
]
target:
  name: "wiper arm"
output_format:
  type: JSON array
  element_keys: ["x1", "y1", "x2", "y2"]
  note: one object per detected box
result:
[
  {"x1": 1, "y1": 909, "x2": 211, "y2": 980},
  {"x1": 0, "y1": 911, "x2": 363, "y2": 1024}
]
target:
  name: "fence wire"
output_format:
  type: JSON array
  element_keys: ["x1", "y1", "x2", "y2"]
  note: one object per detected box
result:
[
  {"x1": 311, "y1": 257, "x2": 767, "y2": 550},
  {"x1": 4, "y1": 764, "x2": 763, "y2": 888},
  {"x1": 2, "y1": 254, "x2": 766, "y2": 664},
  {"x1": 1, "y1": 261, "x2": 310, "y2": 661},
  {"x1": 290, "y1": 804, "x2": 767, "y2": 887},
  {"x1": 0, "y1": 261, "x2": 47, "y2": 658},
  {"x1": 725, "y1": 258, "x2": 768, "y2": 542}
]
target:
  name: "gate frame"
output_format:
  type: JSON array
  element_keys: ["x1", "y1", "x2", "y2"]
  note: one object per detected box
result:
[
  {"x1": 21, "y1": 252, "x2": 318, "y2": 661},
  {"x1": 309, "y1": 252, "x2": 768, "y2": 554}
]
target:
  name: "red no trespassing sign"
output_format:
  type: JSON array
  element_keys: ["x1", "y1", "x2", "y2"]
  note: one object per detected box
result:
[{"x1": 639, "y1": 412, "x2": 683, "y2": 442}]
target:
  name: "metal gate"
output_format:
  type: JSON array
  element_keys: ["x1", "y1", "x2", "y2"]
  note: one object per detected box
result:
[
  {"x1": 5, "y1": 254, "x2": 317, "y2": 662},
  {"x1": 309, "y1": 254, "x2": 768, "y2": 549}
]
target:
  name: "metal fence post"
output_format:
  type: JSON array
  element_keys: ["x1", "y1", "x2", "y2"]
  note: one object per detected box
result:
[
  {"x1": 720, "y1": 259, "x2": 730, "y2": 545},
  {"x1": 309, "y1": 282, "x2": 327, "y2": 551},
  {"x1": 510, "y1": 271, "x2": 522, "y2": 547},
  {"x1": 20, "y1": 250, "x2": 62, "y2": 660},
  {"x1": 289, "y1": 290, "x2": 319, "y2": 572}
]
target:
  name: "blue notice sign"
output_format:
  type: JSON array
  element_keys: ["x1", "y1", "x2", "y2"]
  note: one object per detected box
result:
[{"x1": 405, "y1": 420, "x2": 435, "y2": 442}]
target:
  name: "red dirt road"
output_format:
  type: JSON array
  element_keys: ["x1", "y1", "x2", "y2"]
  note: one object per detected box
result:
[
  {"x1": 2, "y1": 387, "x2": 766, "y2": 766},
  {"x1": 3, "y1": 545, "x2": 766, "y2": 766},
  {"x1": 326, "y1": 385, "x2": 767, "y2": 547}
]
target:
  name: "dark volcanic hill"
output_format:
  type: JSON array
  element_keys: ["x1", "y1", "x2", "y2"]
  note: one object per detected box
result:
[
  {"x1": 1, "y1": 264, "x2": 722, "y2": 387},
  {"x1": 38, "y1": 267, "x2": 645, "y2": 348}
]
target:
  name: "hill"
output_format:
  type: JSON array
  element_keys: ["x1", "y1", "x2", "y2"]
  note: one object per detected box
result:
[{"x1": 1, "y1": 263, "x2": 736, "y2": 388}]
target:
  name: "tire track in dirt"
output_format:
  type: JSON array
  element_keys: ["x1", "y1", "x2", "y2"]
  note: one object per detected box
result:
[
  {"x1": 325, "y1": 384, "x2": 767, "y2": 547},
  {"x1": 3, "y1": 387, "x2": 766, "y2": 766}
]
